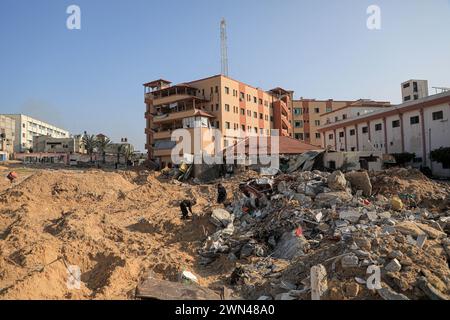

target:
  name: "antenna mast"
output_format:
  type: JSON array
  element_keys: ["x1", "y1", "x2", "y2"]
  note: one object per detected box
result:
[{"x1": 220, "y1": 18, "x2": 229, "y2": 76}]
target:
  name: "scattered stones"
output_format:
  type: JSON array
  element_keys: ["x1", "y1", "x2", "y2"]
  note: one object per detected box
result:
[
  {"x1": 385, "y1": 259, "x2": 402, "y2": 273},
  {"x1": 344, "y1": 282, "x2": 360, "y2": 298},
  {"x1": 341, "y1": 254, "x2": 359, "y2": 269}
]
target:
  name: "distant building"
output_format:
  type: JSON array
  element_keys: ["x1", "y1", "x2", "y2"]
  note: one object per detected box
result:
[
  {"x1": 318, "y1": 91, "x2": 450, "y2": 177},
  {"x1": 401, "y1": 79, "x2": 429, "y2": 102},
  {"x1": 33, "y1": 135, "x2": 85, "y2": 154},
  {"x1": 292, "y1": 99, "x2": 354, "y2": 147},
  {"x1": 0, "y1": 114, "x2": 69, "y2": 152},
  {"x1": 0, "y1": 115, "x2": 15, "y2": 161}
]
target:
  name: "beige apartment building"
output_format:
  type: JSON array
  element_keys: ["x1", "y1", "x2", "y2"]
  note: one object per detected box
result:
[
  {"x1": 144, "y1": 75, "x2": 293, "y2": 166},
  {"x1": 292, "y1": 99, "x2": 352, "y2": 147},
  {"x1": 0, "y1": 115, "x2": 15, "y2": 161}
]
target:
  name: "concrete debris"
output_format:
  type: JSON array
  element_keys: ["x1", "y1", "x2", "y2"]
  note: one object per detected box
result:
[
  {"x1": 211, "y1": 208, "x2": 234, "y2": 228},
  {"x1": 385, "y1": 259, "x2": 402, "y2": 273},
  {"x1": 345, "y1": 171, "x2": 373, "y2": 197},
  {"x1": 310, "y1": 264, "x2": 328, "y2": 300},
  {"x1": 327, "y1": 170, "x2": 347, "y2": 191},
  {"x1": 377, "y1": 286, "x2": 410, "y2": 300}
]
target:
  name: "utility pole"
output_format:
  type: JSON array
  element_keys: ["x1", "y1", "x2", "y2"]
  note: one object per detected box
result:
[{"x1": 220, "y1": 18, "x2": 229, "y2": 76}]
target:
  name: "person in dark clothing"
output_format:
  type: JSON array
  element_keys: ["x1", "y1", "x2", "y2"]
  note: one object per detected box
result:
[
  {"x1": 180, "y1": 199, "x2": 196, "y2": 220},
  {"x1": 217, "y1": 183, "x2": 227, "y2": 204}
]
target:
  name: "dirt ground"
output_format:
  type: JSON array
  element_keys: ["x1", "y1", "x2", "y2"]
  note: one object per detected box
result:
[{"x1": 0, "y1": 164, "x2": 248, "y2": 300}]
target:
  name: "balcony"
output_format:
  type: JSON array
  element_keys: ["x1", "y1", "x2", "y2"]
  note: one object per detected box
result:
[{"x1": 145, "y1": 84, "x2": 209, "y2": 106}]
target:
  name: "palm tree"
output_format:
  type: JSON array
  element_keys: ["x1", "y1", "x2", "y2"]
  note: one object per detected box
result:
[
  {"x1": 97, "y1": 136, "x2": 111, "y2": 164},
  {"x1": 82, "y1": 134, "x2": 97, "y2": 163},
  {"x1": 118, "y1": 144, "x2": 134, "y2": 168}
]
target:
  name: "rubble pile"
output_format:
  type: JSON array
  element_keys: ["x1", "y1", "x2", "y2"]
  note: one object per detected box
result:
[{"x1": 201, "y1": 169, "x2": 450, "y2": 300}]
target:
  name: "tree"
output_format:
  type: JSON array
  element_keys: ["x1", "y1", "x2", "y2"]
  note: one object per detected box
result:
[
  {"x1": 431, "y1": 147, "x2": 450, "y2": 168},
  {"x1": 392, "y1": 153, "x2": 416, "y2": 166},
  {"x1": 97, "y1": 136, "x2": 111, "y2": 164},
  {"x1": 82, "y1": 134, "x2": 97, "y2": 163},
  {"x1": 120, "y1": 145, "x2": 134, "y2": 168}
]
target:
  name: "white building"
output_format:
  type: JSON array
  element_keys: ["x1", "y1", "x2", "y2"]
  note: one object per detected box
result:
[
  {"x1": 0, "y1": 115, "x2": 15, "y2": 161},
  {"x1": 401, "y1": 79, "x2": 429, "y2": 102},
  {"x1": 0, "y1": 114, "x2": 69, "y2": 153},
  {"x1": 318, "y1": 91, "x2": 450, "y2": 177}
]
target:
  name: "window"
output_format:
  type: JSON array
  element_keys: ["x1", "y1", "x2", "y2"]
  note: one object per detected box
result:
[
  {"x1": 432, "y1": 111, "x2": 443, "y2": 121},
  {"x1": 392, "y1": 120, "x2": 400, "y2": 128},
  {"x1": 329, "y1": 134, "x2": 334, "y2": 140},
  {"x1": 241, "y1": 125, "x2": 245, "y2": 132},
  {"x1": 259, "y1": 99, "x2": 263, "y2": 105},
  {"x1": 254, "y1": 127, "x2": 258, "y2": 133},
  {"x1": 225, "y1": 104, "x2": 230, "y2": 112},
  {"x1": 294, "y1": 108, "x2": 302, "y2": 115},
  {"x1": 253, "y1": 112, "x2": 257, "y2": 118},
  {"x1": 315, "y1": 133, "x2": 321, "y2": 139},
  {"x1": 410, "y1": 116, "x2": 420, "y2": 125},
  {"x1": 413, "y1": 82, "x2": 418, "y2": 92},
  {"x1": 335, "y1": 116, "x2": 339, "y2": 122},
  {"x1": 216, "y1": 104, "x2": 219, "y2": 111},
  {"x1": 240, "y1": 108, "x2": 245, "y2": 115},
  {"x1": 339, "y1": 132, "x2": 344, "y2": 138},
  {"x1": 270, "y1": 116, "x2": 273, "y2": 122},
  {"x1": 295, "y1": 133, "x2": 303, "y2": 140},
  {"x1": 265, "y1": 115, "x2": 268, "y2": 121},
  {"x1": 294, "y1": 120, "x2": 303, "y2": 128},
  {"x1": 404, "y1": 95, "x2": 411, "y2": 102},
  {"x1": 349, "y1": 129, "x2": 355, "y2": 136},
  {"x1": 240, "y1": 92, "x2": 245, "y2": 100},
  {"x1": 260, "y1": 128, "x2": 264, "y2": 134},
  {"x1": 225, "y1": 122, "x2": 230, "y2": 129},
  {"x1": 259, "y1": 113, "x2": 263, "y2": 119},
  {"x1": 247, "y1": 110, "x2": 251, "y2": 117},
  {"x1": 326, "y1": 107, "x2": 332, "y2": 113},
  {"x1": 362, "y1": 126, "x2": 368, "y2": 134},
  {"x1": 375, "y1": 123, "x2": 382, "y2": 131},
  {"x1": 414, "y1": 94, "x2": 419, "y2": 100},
  {"x1": 314, "y1": 108, "x2": 320, "y2": 114},
  {"x1": 225, "y1": 87, "x2": 230, "y2": 94},
  {"x1": 314, "y1": 120, "x2": 320, "y2": 126},
  {"x1": 215, "y1": 86, "x2": 218, "y2": 93},
  {"x1": 403, "y1": 82, "x2": 410, "y2": 89},
  {"x1": 343, "y1": 114, "x2": 347, "y2": 120},
  {"x1": 253, "y1": 97, "x2": 257, "y2": 103}
]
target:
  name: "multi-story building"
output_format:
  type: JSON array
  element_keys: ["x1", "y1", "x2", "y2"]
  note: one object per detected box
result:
[
  {"x1": 318, "y1": 91, "x2": 450, "y2": 177},
  {"x1": 292, "y1": 99, "x2": 353, "y2": 146},
  {"x1": 33, "y1": 135, "x2": 85, "y2": 154},
  {"x1": 0, "y1": 114, "x2": 69, "y2": 152},
  {"x1": 144, "y1": 75, "x2": 293, "y2": 166},
  {"x1": 401, "y1": 79, "x2": 429, "y2": 102},
  {"x1": 292, "y1": 99, "x2": 391, "y2": 147},
  {"x1": 0, "y1": 115, "x2": 15, "y2": 161}
]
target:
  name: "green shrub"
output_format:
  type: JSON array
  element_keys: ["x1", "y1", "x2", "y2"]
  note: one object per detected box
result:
[
  {"x1": 430, "y1": 147, "x2": 450, "y2": 167},
  {"x1": 392, "y1": 152, "x2": 415, "y2": 165}
]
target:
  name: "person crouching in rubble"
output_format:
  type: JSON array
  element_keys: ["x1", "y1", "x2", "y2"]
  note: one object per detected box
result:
[
  {"x1": 180, "y1": 198, "x2": 196, "y2": 220},
  {"x1": 217, "y1": 183, "x2": 227, "y2": 204},
  {"x1": 7, "y1": 171, "x2": 18, "y2": 184}
]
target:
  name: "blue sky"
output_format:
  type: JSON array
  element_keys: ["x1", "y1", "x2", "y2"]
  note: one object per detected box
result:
[{"x1": 1, "y1": 0, "x2": 449, "y2": 150}]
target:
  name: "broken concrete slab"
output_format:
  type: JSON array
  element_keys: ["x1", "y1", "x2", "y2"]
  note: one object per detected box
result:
[
  {"x1": 327, "y1": 171, "x2": 347, "y2": 191},
  {"x1": 345, "y1": 171, "x2": 372, "y2": 197}
]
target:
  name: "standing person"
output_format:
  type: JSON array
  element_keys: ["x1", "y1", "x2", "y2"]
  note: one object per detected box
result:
[
  {"x1": 179, "y1": 198, "x2": 196, "y2": 220},
  {"x1": 217, "y1": 183, "x2": 227, "y2": 204}
]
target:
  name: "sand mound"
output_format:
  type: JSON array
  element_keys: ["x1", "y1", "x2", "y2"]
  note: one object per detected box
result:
[{"x1": 0, "y1": 169, "x2": 219, "y2": 299}]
